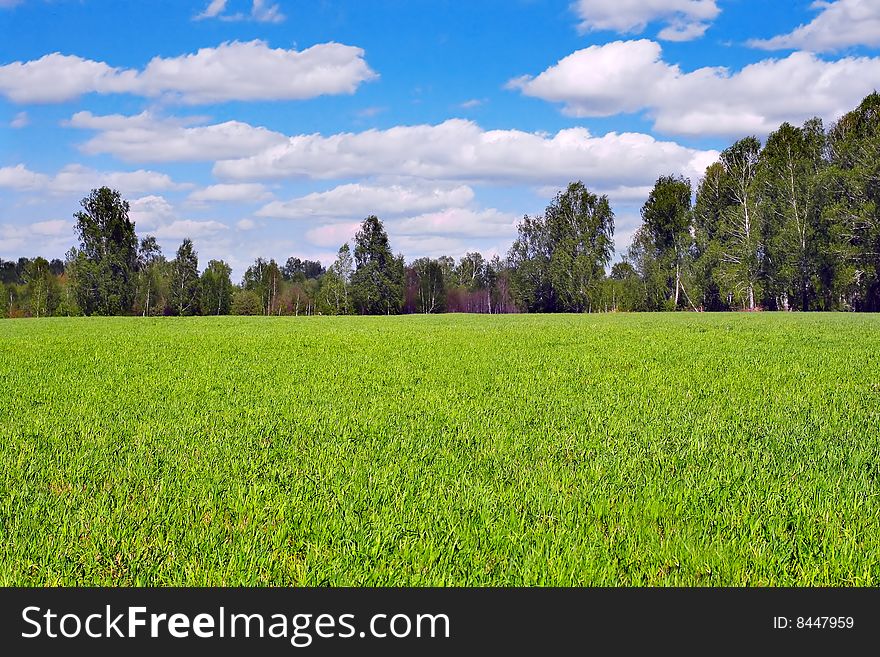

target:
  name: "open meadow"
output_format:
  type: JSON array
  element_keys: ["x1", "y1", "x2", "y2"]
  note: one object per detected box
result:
[{"x1": 1, "y1": 313, "x2": 878, "y2": 586}]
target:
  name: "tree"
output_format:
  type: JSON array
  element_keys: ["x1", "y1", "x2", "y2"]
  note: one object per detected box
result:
[
  {"x1": 72, "y1": 187, "x2": 138, "y2": 315},
  {"x1": 638, "y1": 175, "x2": 694, "y2": 309},
  {"x1": 169, "y1": 238, "x2": 200, "y2": 316},
  {"x1": 605, "y1": 261, "x2": 644, "y2": 312},
  {"x1": 24, "y1": 257, "x2": 57, "y2": 317},
  {"x1": 509, "y1": 182, "x2": 614, "y2": 313},
  {"x1": 755, "y1": 120, "x2": 826, "y2": 311},
  {"x1": 231, "y1": 289, "x2": 262, "y2": 315},
  {"x1": 282, "y1": 257, "x2": 325, "y2": 281},
  {"x1": 323, "y1": 243, "x2": 354, "y2": 315},
  {"x1": 350, "y1": 216, "x2": 405, "y2": 315},
  {"x1": 718, "y1": 137, "x2": 763, "y2": 310},
  {"x1": 821, "y1": 92, "x2": 880, "y2": 311},
  {"x1": 508, "y1": 213, "x2": 556, "y2": 312},
  {"x1": 411, "y1": 257, "x2": 447, "y2": 313},
  {"x1": 243, "y1": 257, "x2": 283, "y2": 315},
  {"x1": 200, "y1": 260, "x2": 233, "y2": 315},
  {"x1": 692, "y1": 162, "x2": 728, "y2": 310},
  {"x1": 136, "y1": 235, "x2": 166, "y2": 316}
]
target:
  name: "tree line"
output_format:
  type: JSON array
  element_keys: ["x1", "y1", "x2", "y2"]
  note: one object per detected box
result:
[
  {"x1": 1, "y1": 196, "x2": 518, "y2": 318},
  {"x1": 3, "y1": 92, "x2": 880, "y2": 317}
]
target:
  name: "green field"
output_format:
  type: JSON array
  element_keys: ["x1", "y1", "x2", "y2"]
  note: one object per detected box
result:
[{"x1": 1, "y1": 314, "x2": 878, "y2": 586}]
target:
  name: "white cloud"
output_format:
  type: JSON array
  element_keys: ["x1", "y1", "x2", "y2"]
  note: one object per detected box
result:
[
  {"x1": 0, "y1": 40, "x2": 376, "y2": 104},
  {"x1": 0, "y1": 219, "x2": 72, "y2": 257},
  {"x1": 0, "y1": 164, "x2": 48, "y2": 190},
  {"x1": 0, "y1": 54, "x2": 138, "y2": 103},
  {"x1": 50, "y1": 165, "x2": 187, "y2": 195},
  {"x1": 509, "y1": 40, "x2": 880, "y2": 136},
  {"x1": 10, "y1": 111, "x2": 28, "y2": 128},
  {"x1": 195, "y1": 0, "x2": 285, "y2": 23},
  {"x1": 571, "y1": 0, "x2": 719, "y2": 41},
  {"x1": 137, "y1": 41, "x2": 373, "y2": 104},
  {"x1": 256, "y1": 183, "x2": 475, "y2": 220},
  {"x1": 0, "y1": 163, "x2": 186, "y2": 195},
  {"x1": 214, "y1": 118, "x2": 717, "y2": 188},
  {"x1": 196, "y1": 0, "x2": 227, "y2": 19},
  {"x1": 394, "y1": 207, "x2": 518, "y2": 239},
  {"x1": 749, "y1": 0, "x2": 880, "y2": 52},
  {"x1": 68, "y1": 111, "x2": 289, "y2": 163},
  {"x1": 236, "y1": 218, "x2": 257, "y2": 231},
  {"x1": 29, "y1": 219, "x2": 69, "y2": 237},
  {"x1": 154, "y1": 220, "x2": 229, "y2": 240},
  {"x1": 128, "y1": 195, "x2": 229, "y2": 241},
  {"x1": 129, "y1": 195, "x2": 176, "y2": 231},
  {"x1": 188, "y1": 183, "x2": 272, "y2": 203},
  {"x1": 250, "y1": 0, "x2": 284, "y2": 23},
  {"x1": 305, "y1": 222, "x2": 361, "y2": 248}
]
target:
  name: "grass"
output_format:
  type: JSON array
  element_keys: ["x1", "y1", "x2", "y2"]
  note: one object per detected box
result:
[{"x1": 1, "y1": 313, "x2": 878, "y2": 586}]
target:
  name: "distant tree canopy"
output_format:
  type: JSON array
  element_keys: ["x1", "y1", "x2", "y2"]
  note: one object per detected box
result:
[
  {"x1": 509, "y1": 182, "x2": 614, "y2": 313},
  {"x1": 350, "y1": 215, "x2": 405, "y2": 315},
  {"x1": 5, "y1": 93, "x2": 880, "y2": 318},
  {"x1": 68, "y1": 187, "x2": 138, "y2": 316}
]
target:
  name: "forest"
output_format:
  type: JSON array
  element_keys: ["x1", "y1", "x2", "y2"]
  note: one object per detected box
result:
[{"x1": 2, "y1": 92, "x2": 879, "y2": 318}]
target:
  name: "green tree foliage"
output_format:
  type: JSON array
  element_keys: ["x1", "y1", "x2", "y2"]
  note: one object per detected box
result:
[
  {"x1": 635, "y1": 175, "x2": 694, "y2": 310},
  {"x1": 350, "y1": 216, "x2": 405, "y2": 315},
  {"x1": 509, "y1": 182, "x2": 613, "y2": 312},
  {"x1": 604, "y1": 261, "x2": 645, "y2": 312},
  {"x1": 692, "y1": 162, "x2": 729, "y2": 310},
  {"x1": 200, "y1": 260, "x2": 233, "y2": 316},
  {"x1": 411, "y1": 257, "x2": 447, "y2": 313},
  {"x1": 717, "y1": 137, "x2": 763, "y2": 310},
  {"x1": 231, "y1": 289, "x2": 262, "y2": 315},
  {"x1": 135, "y1": 236, "x2": 168, "y2": 316},
  {"x1": 319, "y1": 244, "x2": 354, "y2": 315},
  {"x1": 243, "y1": 257, "x2": 283, "y2": 315},
  {"x1": 71, "y1": 187, "x2": 138, "y2": 315},
  {"x1": 169, "y1": 238, "x2": 200, "y2": 316},
  {"x1": 756, "y1": 120, "x2": 826, "y2": 310},
  {"x1": 24, "y1": 257, "x2": 58, "y2": 317},
  {"x1": 821, "y1": 93, "x2": 880, "y2": 311},
  {"x1": 282, "y1": 257, "x2": 325, "y2": 281}
]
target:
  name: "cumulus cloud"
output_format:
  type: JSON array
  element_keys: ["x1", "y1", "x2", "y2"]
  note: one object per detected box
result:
[
  {"x1": 154, "y1": 219, "x2": 229, "y2": 240},
  {"x1": 749, "y1": 0, "x2": 880, "y2": 52},
  {"x1": 0, "y1": 220, "x2": 72, "y2": 257},
  {"x1": 128, "y1": 195, "x2": 176, "y2": 231},
  {"x1": 571, "y1": 0, "x2": 719, "y2": 41},
  {"x1": 29, "y1": 219, "x2": 69, "y2": 236},
  {"x1": 136, "y1": 41, "x2": 374, "y2": 104},
  {"x1": 394, "y1": 207, "x2": 518, "y2": 239},
  {"x1": 0, "y1": 163, "x2": 186, "y2": 195},
  {"x1": 0, "y1": 40, "x2": 376, "y2": 104},
  {"x1": 67, "y1": 111, "x2": 289, "y2": 163},
  {"x1": 509, "y1": 39, "x2": 880, "y2": 136},
  {"x1": 127, "y1": 195, "x2": 228, "y2": 241},
  {"x1": 0, "y1": 54, "x2": 138, "y2": 103},
  {"x1": 188, "y1": 183, "x2": 272, "y2": 203},
  {"x1": 0, "y1": 164, "x2": 48, "y2": 190},
  {"x1": 256, "y1": 183, "x2": 475, "y2": 220},
  {"x1": 214, "y1": 118, "x2": 717, "y2": 188}
]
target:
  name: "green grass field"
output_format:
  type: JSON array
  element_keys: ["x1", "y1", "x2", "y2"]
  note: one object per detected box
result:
[{"x1": 1, "y1": 314, "x2": 879, "y2": 586}]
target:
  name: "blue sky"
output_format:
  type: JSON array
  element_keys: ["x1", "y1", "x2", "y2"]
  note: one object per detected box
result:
[{"x1": 2, "y1": 0, "x2": 880, "y2": 278}]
